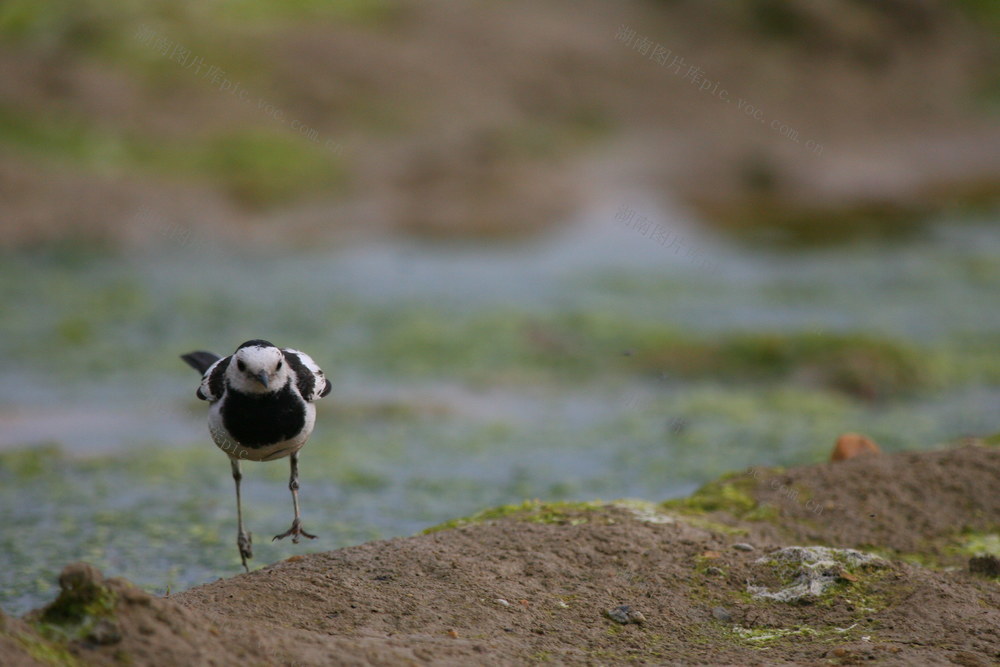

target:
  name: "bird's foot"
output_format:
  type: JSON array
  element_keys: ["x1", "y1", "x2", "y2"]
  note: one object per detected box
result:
[
  {"x1": 237, "y1": 531, "x2": 253, "y2": 572},
  {"x1": 272, "y1": 518, "x2": 317, "y2": 544}
]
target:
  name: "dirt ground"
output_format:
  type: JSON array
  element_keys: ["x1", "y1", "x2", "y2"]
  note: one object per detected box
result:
[{"x1": 3, "y1": 442, "x2": 998, "y2": 665}]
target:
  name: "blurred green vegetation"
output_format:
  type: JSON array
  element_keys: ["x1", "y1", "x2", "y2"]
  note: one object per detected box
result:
[
  {"x1": 0, "y1": 0, "x2": 395, "y2": 47},
  {"x1": 954, "y1": 0, "x2": 1000, "y2": 36},
  {"x1": 7, "y1": 242, "x2": 999, "y2": 399},
  {"x1": 356, "y1": 309, "x2": 939, "y2": 400},
  {"x1": 697, "y1": 191, "x2": 1000, "y2": 247},
  {"x1": 0, "y1": 0, "x2": 369, "y2": 209},
  {"x1": 1, "y1": 0, "x2": 994, "y2": 226},
  {"x1": 423, "y1": 499, "x2": 605, "y2": 533},
  {"x1": 0, "y1": 108, "x2": 345, "y2": 207},
  {"x1": 633, "y1": 331, "x2": 929, "y2": 401},
  {"x1": 210, "y1": 0, "x2": 399, "y2": 24}
]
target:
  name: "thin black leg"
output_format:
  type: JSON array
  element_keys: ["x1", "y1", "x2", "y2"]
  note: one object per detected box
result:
[
  {"x1": 231, "y1": 458, "x2": 253, "y2": 572},
  {"x1": 273, "y1": 453, "x2": 317, "y2": 543}
]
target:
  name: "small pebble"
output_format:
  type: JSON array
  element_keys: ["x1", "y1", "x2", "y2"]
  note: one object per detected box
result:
[
  {"x1": 711, "y1": 606, "x2": 732, "y2": 623},
  {"x1": 555, "y1": 600, "x2": 569, "y2": 609},
  {"x1": 732, "y1": 543, "x2": 754, "y2": 552},
  {"x1": 495, "y1": 599, "x2": 510, "y2": 607},
  {"x1": 605, "y1": 605, "x2": 645, "y2": 625}
]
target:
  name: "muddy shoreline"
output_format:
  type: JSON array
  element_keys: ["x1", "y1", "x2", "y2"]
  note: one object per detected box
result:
[{"x1": 3, "y1": 442, "x2": 998, "y2": 665}]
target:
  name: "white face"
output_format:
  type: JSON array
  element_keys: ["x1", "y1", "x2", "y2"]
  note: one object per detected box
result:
[{"x1": 227, "y1": 345, "x2": 290, "y2": 394}]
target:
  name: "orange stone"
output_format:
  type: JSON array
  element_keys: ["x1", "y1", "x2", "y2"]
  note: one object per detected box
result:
[{"x1": 830, "y1": 433, "x2": 881, "y2": 462}]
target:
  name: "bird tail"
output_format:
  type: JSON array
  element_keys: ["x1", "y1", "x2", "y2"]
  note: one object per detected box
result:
[{"x1": 180, "y1": 351, "x2": 221, "y2": 374}]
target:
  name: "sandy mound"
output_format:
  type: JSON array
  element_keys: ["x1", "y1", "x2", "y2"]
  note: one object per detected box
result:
[
  {"x1": 677, "y1": 442, "x2": 1000, "y2": 565},
  {"x1": 2, "y1": 444, "x2": 998, "y2": 665}
]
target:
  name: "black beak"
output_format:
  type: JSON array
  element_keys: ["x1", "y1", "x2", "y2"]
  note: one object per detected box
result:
[{"x1": 256, "y1": 371, "x2": 269, "y2": 388}]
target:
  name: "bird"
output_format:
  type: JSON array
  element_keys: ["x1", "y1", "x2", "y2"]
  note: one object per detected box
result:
[{"x1": 180, "y1": 339, "x2": 331, "y2": 571}]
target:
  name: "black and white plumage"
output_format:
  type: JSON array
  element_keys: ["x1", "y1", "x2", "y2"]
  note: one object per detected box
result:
[{"x1": 181, "y1": 339, "x2": 331, "y2": 571}]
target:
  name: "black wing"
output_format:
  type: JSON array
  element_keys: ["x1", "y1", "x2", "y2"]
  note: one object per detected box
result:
[{"x1": 281, "y1": 348, "x2": 330, "y2": 402}]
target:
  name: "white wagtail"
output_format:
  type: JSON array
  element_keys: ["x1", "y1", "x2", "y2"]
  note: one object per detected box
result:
[{"x1": 181, "y1": 339, "x2": 331, "y2": 571}]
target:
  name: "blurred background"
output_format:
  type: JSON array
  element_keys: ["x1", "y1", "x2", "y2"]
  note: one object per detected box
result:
[{"x1": 1, "y1": 0, "x2": 998, "y2": 614}]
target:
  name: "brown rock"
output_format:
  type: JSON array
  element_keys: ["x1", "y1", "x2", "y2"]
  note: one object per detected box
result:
[
  {"x1": 968, "y1": 555, "x2": 1000, "y2": 578},
  {"x1": 39, "y1": 562, "x2": 109, "y2": 625},
  {"x1": 58, "y1": 562, "x2": 104, "y2": 593},
  {"x1": 831, "y1": 433, "x2": 881, "y2": 462}
]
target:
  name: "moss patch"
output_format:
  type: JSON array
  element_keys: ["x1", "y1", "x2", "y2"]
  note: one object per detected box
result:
[
  {"x1": 950, "y1": 531, "x2": 1000, "y2": 558},
  {"x1": 422, "y1": 500, "x2": 606, "y2": 534},
  {"x1": 12, "y1": 630, "x2": 79, "y2": 666},
  {"x1": 747, "y1": 546, "x2": 889, "y2": 604},
  {"x1": 661, "y1": 472, "x2": 760, "y2": 516},
  {"x1": 31, "y1": 564, "x2": 119, "y2": 644},
  {"x1": 206, "y1": 0, "x2": 400, "y2": 25}
]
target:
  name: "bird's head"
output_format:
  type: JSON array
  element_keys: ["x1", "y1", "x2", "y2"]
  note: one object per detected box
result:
[{"x1": 227, "y1": 340, "x2": 289, "y2": 394}]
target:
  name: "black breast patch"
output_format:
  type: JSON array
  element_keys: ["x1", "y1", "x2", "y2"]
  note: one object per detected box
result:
[{"x1": 221, "y1": 381, "x2": 306, "y2": 447}]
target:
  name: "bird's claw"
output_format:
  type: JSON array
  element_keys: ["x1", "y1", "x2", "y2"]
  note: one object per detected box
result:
[
  {"x1": 237, "y1": 531, "x2": 253, "y2": 572},
  {"x1": 272, "y1": 519, "x2": 317, "y2": 544}
]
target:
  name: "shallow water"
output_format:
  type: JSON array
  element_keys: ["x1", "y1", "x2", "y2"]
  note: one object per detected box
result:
[{"x1": 2, "y1": 200, "x2": 999, "y2": 614}]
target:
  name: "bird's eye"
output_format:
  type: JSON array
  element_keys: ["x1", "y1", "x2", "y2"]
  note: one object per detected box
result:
[
  {"x1": 276, "y1": 360, "x2": 283, "y2": 370},
  {"x1": 237, "y1": 360, "x2": 246, "y2": 372}
]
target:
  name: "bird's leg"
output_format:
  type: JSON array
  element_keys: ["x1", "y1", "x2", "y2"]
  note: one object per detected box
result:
[
  {"x1": 273, "y1": 453, "x2": 317, "y2": 543},
  {"x1": 231, "y1": 458, "x2": 253, "y2": 572}
]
